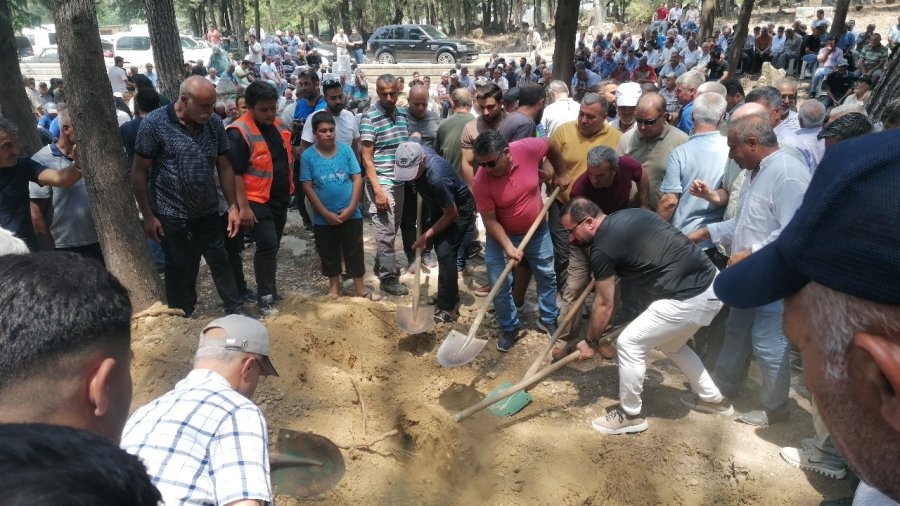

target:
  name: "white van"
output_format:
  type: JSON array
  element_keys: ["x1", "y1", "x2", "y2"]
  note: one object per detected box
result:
[
  {"x1": 22, "y1": 25, "x2": 57, "y2": 54},
  {"x1": 109, "y1": 32, "x2": 212, "y2": 67}
]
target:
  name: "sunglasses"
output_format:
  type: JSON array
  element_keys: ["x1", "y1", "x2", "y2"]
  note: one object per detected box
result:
[
  {"x1": 635, "y1": 112, "x2": 666, "y2": 126},
  {"x1": 477, "y1": 152, "x2": 504, "y2": 169},
  {"x1": 565, "y1": 217, "x2": 589, "y2": 234}
]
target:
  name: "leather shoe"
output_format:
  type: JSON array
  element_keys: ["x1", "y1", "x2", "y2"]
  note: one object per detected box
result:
[{"x1": 736, "y1": 409, "x2": 789, "y2": 426}]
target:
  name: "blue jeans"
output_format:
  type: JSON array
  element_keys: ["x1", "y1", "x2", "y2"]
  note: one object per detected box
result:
[
  {"x1": 810, "y1": 67, "x2": 833, "y2": 95},
  {"x1": 352, "y1": 48, "x2": 365, "y2": 64},
  {"x1": 484, "y1": 222, "x2": 559, "y2": 332},
  {"x1": 713, "y1": 301, "x2": 790, "y2": 412}
]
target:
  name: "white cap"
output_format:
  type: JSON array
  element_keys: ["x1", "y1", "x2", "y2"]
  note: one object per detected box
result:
[{"x1": 616, "y1": 82, "x2": 642, "y2": 107}]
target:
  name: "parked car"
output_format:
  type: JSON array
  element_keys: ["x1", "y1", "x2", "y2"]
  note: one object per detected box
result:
[
  {"x1": 108, "y1": 32, "x2": 211, "y2": 67},
  {"x1": 22, "y1": 46, "x2": 59, "y2": 63},
  {"x1": 366, "y1": 24, "x2": 478, "y2": 64},
  {"x1": 16, "y1": 36, "x2": 34, "y2": 58}
]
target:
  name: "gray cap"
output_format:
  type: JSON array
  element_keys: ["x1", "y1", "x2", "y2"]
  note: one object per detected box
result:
[
  {"x1": 393, "y1": 142, "x2": 424, "y2": 182},
  {"x1": 199, "y1": 315, "x2": 278, "y2": 376},
  {"x1": 837, "y1": 58, "x2": 849, "y2": 67}
]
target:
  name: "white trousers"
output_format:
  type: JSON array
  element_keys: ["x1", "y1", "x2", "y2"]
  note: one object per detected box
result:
[{"x1": 617, "y1": 278, "x2": 724, "y2": 415}]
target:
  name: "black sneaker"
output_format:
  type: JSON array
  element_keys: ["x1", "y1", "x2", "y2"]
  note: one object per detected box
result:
[
  {"x1": 258, "y1": 295, "x2": 279, "y2": 317},
  {"x1": 433, "y1": 309, "x2": 458, "y2": 324},
  {"x1": 467, "y1": 241, "x2": 484, "y2": 259},
  {"x1": 535, "y1": 319, "x2": 559, "y2": 339},
  {"x1": 422, "y1": 251, "x2": 438, "y2": 269},
  {"x1": 240, "y1": 289, "x2": 259, "y2": 304},
  {"x1": 380, "y1": 277, "x2": 409, "y2": 296},
  {"x1": 496, "y1": 329, "x2": 520, "y2": 352}
]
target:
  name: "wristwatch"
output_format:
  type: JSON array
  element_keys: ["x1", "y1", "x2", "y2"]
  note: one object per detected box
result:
[{"x1": 585, "y1": 336, "x2": 600, "y2": 346}]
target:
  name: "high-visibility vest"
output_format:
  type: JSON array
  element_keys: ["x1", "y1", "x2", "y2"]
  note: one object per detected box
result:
[{"x1": 226, "y1": 113, "x2": 294, "y2": 204}]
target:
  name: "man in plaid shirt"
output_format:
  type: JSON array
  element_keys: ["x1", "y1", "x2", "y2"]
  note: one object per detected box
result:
[{"x1": 122, "y1": 315, "x2": 279, "y2": 505}]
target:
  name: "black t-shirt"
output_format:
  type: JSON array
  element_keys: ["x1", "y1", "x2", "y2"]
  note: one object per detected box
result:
[
  {"x1": 824, "y1": 72, "x2": 854, "y2": 98},
  {"x1": 590, "y1": 209, "x2": 716, "y2": 300},
  {"x1": 418, "y1": 147, "x2": 475, "y2": 221},
  {"x1": 706, "y1": 60, "x2": 727, "y2": 80},
  {"x1": 802, "y1": 35, "x2": 821, "y2": 55},
  {"x1": 0, "y1": 156, "x2": 46, "y2": 250},
  {"x1": 227, "y1": 123, "x2": 291, "y2": 205}
]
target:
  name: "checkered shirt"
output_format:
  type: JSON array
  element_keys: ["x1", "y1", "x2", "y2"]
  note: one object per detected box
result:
[{"x1": 121, "y1": 369, "x2": 272, "y2": 506}]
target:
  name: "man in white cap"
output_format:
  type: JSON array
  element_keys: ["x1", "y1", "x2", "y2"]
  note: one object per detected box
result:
[
  {"x1": 121, "y1": 315, "x2": 277, "y2": 506},
  {"x1": 610, "y1": 82, "x2": 641, "y2": 133}
]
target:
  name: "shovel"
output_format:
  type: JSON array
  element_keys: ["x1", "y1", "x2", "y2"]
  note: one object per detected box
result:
[
  {"x1": 486, "y1": 282, "x2": 595, "y2": 417},
  {"x1": 270, "y1": 429, "x2": 346, "y2": 498},
  {"x1": 437, "y1": 187, "x2": 562, "y2": 368},
  {"x1": 396, "y1": 194, "x2": 434, "y2": 334},
  {"x1": 452, "y1": 324, "x2": 628, "y2": 422}
]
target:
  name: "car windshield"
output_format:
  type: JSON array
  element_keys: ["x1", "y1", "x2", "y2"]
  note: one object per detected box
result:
[
  {"x1": 420, "y1": 25, "x2": 448, "y2": 39},
  {"x1": 181, "y1": 37, "x2": 199, "y2": 49}
]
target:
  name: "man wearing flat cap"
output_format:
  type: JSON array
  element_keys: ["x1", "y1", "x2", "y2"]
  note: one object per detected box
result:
[
  {"x1": 712, "y1": 129, "x2": 900, "y2": 504},
  {"x1": 122, "y1": 315, "x2": 277, "y2": 506}
]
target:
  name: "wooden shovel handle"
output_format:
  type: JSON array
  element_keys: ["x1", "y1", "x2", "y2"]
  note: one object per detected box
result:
[{"x1": 524, "y1": 281, "x2": 593, "y2": 379}]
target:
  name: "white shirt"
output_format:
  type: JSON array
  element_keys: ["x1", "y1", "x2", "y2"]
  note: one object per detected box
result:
[
  {"x1": 145, "y1": 70, "x2": 159, "y2": 88},
  {"x1": 107, "y1": 65, "x2": 129, "y2": 93},
  {"x1": 332, "y1": 32, "x2": 349, "y2": 55},
  {"x1": 684, "y1": 7, "x2": 699, "y2": 22},
  {"x1": 853, "y1": 481, "x2": 899, "y2": 506},
  {"x1": 791, "y1": 127, "x2": 825, "y2": 173},
  {"x1": 681, "y1": 47, "x2": 703, "y2": 69},
  {"x1": 301, "y1": 108, "x2": 360, "y2": 146},
  {"x1": 667, "y1": 7, "x2": 683, "y2": 21},
  {"x1": 708, "y1": 149, "x2": 810, "y2": 253},
  {"x1": 541, "y1": 97, "x2": 580, "y2": 136},
  {"x1": 250, "y1": 41, "x2": 264, "y2": 64},
  {"x1": 645, "y1": 49, "x2": 662, "y2": 67},
  {"x1": 492, "y1": 76, "x2": 509, "y2": 92},
  {"x1": 206, "y1": 75, "x2": 219, "y2": 85},
  {"x1": 259, "y1": 62, "x2": 277, "y2": 81},
  {"x1": 778, "y1": 110, "x2": 801, "y2": 132},
  {"x1": 772, "y1": 34, "x2": 787, "y2": 55}
]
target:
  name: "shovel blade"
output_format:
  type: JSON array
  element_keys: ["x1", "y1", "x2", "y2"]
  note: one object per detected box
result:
[
  {"x1": 272, "y1": 429, "x2": 345, "y2": 498},
  {"x1": 486, "y1": 382, "x2": 533, "y2": 417},
  {"x1": 396, "y1": 305, "x2": 435, "y2": 334},
  {"x1": 437, "y1": 329, "x2": 489, "y2": 367}
]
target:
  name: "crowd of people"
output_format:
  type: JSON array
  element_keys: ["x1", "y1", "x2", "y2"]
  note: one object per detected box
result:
[{"x1": 2, "y1": 13, "x2": 900, "y2": 505}]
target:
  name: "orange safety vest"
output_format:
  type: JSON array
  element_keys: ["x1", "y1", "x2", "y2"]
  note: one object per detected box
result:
[{"x1": 226, "y1": 113, "x2": 294, "y2": 204}]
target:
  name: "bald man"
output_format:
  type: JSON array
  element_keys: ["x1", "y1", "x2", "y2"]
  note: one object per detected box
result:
[{"x1": 132, "y1": 76, "x2": 250, "y2": 318}]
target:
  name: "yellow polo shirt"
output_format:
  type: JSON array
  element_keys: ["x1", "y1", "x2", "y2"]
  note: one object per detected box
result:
[{"x1": 550, "y1": 120, "x2": 622, "y2": 203}]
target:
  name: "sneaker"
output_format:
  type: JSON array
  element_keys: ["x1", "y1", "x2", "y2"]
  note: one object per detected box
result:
[
  {"x1": 433, "y1": 309, "x2": 458, "y2": 324},
  {"x1": 496, "y1": 329, "x2": 520, "y2": 352},
  {"x1": 422, "y1": 251, "x2": 438, "y2": 269},
  {"x1": 680, "y1": 393, "x2": 734, "y2": 416},
  {"x1": 779, "y1": 446, "x2": 848, "y2": 479},
  {"x1": 240, "y1": 289, "x2": 259, "y2": 304},
  {"x1": 591, "y1": 405, "x2": 648, "y2": 435},
  {"x1": 467, "y1": 241, "x2": 484, "y2": 259},
  {"x1": 516, "y1": 301, "x2": 539, "y2": 315},
  {"x1": 380, "y1": 278, "x2": 409, "y2": 296},
  {"x1": 535, "y1": 319, "x2": 558, "y2": 339},
  {"x1": 474, "y1": 284, "x2": 491, "y2": 297},
  {"x1": 801, "y1": 437, "x2": 815, "y2": 449},
  {"x1": 736, "y1": 408, "x2": 789, "y2": 426},
  {"x1": 258, "y1": 295, "x2": 279, "y2": 317}
]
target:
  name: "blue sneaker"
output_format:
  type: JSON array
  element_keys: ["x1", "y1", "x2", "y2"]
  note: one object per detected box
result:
[{"x1": 497, "y1": 329, "x2": 520, "y2": 352}]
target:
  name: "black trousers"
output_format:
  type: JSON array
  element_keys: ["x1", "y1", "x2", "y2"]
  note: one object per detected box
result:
[
  {"x1": 249, "y1": 201, "x2": 288, "y2": 298},
  {"x1": 222, "y1": 214, "x2": 248, "y2": 297},
  {"x1": 433, "y1": 208, "x2": 474, "y2": 311},
  {"x1": 401, "y1": 181, "x2": 432, "y2": 263},
  {"x1": 313, "y1": 218, "x2": 365, "y2": 278},
  {"x1": 547, "y1": 199, "x2": 570, "y2": 291},
  {"x1": 158, "y1": 212, "x2": 242, "y2": 314}
]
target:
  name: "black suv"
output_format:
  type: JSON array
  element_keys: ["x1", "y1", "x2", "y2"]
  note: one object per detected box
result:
[{"x1": 366, "y1": 24, "x2": 478, "y2": 64}]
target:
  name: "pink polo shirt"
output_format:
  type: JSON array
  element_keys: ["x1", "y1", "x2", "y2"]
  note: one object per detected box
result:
[{"x1": 472, "y1": 137, "x2": 548, "y2": 235}]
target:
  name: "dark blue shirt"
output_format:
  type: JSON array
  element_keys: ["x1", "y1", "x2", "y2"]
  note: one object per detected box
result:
[
  {"x1": 293, "y1": 96, "x2": 326, "y2": 123},
  {"x1": 417, "y1": 146, "x2": 475, "y2": 221},
  {"x1": 0, "y1": 156, "x2": 46, "y2": 250},
  {"x1": 120, "y1": 116, "x2": 144, "y2": 168}
]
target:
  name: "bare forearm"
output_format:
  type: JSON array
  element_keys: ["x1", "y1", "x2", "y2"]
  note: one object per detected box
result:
[
  {"x1": 428, "y1": 205, "x2": 459, "y2": 237},
  {"x1": 483, "y1": 218, "x2": 514, "y2": 253},
  {"x1": 131, "y1": 162, "x2": 154, "y2": 218},
  {"x1": 233, "y1": 175, "x2": 251, "y2": 210},
  {"x1": 216, "y1": 162, "x2": 238, "y2": 207}
]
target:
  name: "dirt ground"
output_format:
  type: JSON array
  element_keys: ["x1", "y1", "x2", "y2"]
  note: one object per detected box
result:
[{"x1": 130, "y1": 209, "x2": 859, "y2": 505}]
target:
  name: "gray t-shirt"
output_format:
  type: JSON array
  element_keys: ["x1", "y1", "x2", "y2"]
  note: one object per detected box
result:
[
  {"x1": 406, "y1": 110, "x2": 440, "y2": 148},
  {"x1": 498, "y1": 111, "x2": 536, "y2": 142},
  {"x1": 29, "y1": 144, "x2": 98, "y2": 248}
]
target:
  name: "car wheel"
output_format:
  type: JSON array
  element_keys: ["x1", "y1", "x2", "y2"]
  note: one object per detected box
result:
[
  {"x1": 377, "y1": 51, "x2": 396, "y2": 64},
  {"x1": 437, "y1": 51, "x2": 456, "y2": 65}
]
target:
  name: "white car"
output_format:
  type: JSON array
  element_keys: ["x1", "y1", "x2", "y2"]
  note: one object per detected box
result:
[{"x1": 109, "y1": 32, "x2": 211, "y2": 67}]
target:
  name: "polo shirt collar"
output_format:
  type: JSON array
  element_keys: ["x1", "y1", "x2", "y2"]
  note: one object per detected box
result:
[
  {"x1": 636, "y1": 122, "x2": 673, "y2": 142},
  {"x1": 49, "y1": 142, "x2": 72, "y2": 160}
]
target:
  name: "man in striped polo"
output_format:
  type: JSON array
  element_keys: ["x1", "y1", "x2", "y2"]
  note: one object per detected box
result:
[{"x1": 360, "y1": 74, "x2": 411, "y2": 295}]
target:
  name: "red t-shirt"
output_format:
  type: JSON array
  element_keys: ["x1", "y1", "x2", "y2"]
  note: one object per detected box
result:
[
  {"x1": 656, "y1": 7, "x2": 669, "y2": 20},
  {"x1": 472, "y1": 137, "x2": 548, "y2": 235},
  {"x1": 570, "y1": 155, "x2": 643, "y2": 215}
]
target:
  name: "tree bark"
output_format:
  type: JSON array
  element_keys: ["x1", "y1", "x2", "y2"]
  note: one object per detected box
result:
[
  {"x1": 868, "y1": 51, "x2": 900, "y2": 122},
  {"x1": 231, "y1": 0, "x2": 246, "y2": 55},
  {"x1": 0, "y1": 0, "x2": 42, "y2": 156},
  {"x1": 700, "y1": 0, "x2": 716, "y2": 41},
  {"x1": 51, "y1": 0, "x2": 164, "y2": 311},
  {"x1": 254, "y1": 0, "x2": 260, "y2": 39},
  {"x1": 144, "y1": 0, "x2": 185, "y2": 103},
  {"x1": 553, "y1": 0, "x2": 578, "y2": 82},
  {"x1": 727, "y1": 0, "x2": 754, "y2": 77},
  {"x1": 828, "y1": 0, "x2": 850, "y2": 38}
]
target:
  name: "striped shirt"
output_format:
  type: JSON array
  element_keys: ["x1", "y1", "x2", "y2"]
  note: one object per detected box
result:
[
  {"x1": 359, "y1": 102, "x2": 409, "y2": 186},
  {"x1": 121, "y1": 369, "x2": 272, "y2": 506}
]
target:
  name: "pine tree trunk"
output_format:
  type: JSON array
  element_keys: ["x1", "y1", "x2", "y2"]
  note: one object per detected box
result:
[
  {"x1": 828, "y1": 0, "x2": 850, "y2": 38},
  {"x1": 868, "y1": 51, "x2": 900, "y2": 122},
  {"x1": 231, "y1": 0, "x2": 246, "y2": 54},
  {"x1": 254, "y1": 0, "x2": 261, "y2": 39},
  {"x1": 144, "y1": 0, "x2": 185, "y2": 103},
  {"x1": 553, "y1": 0, "x2": 578, "y2": 81},
  {"x1": 727, "y1": 0, "x2": 754, "y2": 77},
  {"x1": 700, "y1": 0, "x2": 716, "y2": 41},
  {"x1": 51, "y1": 0, "x2": 164, "y2": 311},
  {"x1": 0, "y1": 0, "x2": 42, "y2": 156}
]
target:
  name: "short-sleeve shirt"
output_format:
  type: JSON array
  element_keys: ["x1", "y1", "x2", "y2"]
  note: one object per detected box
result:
[
  {"x1": 227, "y1": 122, "x2": 291, "y2": 206},
  {"x1": 0, "y1": 156, "x2": 46, "y2": 250},
  {"x1": 497, "y1": 111, "x2": 537, "y2": 142},
  {"x1": 301, "y1": 109, "x2": 360, "y2": 147},
  {"x1": 359, "y1": 102, "x2": 409, "y2": 186},
  {"x1": 435, "y1": 111, "x2": 475, "y2": 173},
  {"x1": 121, "y1": 369, "x2": 271, "y2": 506},
  {"x1": 591, "y1": 209, "x2": 717, "y2": 300},
  {"x1": 617, "y1": 123, "x2": 689, "y2": 210},
  {"x1": 292, "y1": 95, "x2": 326, "y2": 123},
  {"x1": 824, "y1": 71, "x2": 854, "y2": 98},
  {"x1": 299, "y1": 143, "x2": 362, "y2": 226},
  {"x1": 29, "y1": 144, "x2": 98, "y2": 248},
  {"x1": 107, "y1": 65, "x2": 130, "y2": 93},
  {"x1": 706, "y1": 60, "x2": 727, "y2": 80},
  {"x1": 570, "y1": 155, "x2": 642, "y2": 214},
  {"x1": 417, "y1": 146, "x2": 475, "y2": 220},
  {"x1": 471, "y1": 137, "x2": 548, "y2": 235},
  {"x1": 550, "y1": 121, "x2": 623, "y2": 202},
  {"x1": 859, "y1": 43, "x2": 889, "y2": 68},
  {"x1": 677, "y1": 101, "x2": 695, "y2": 134},
  {"x1": 406, "y1": 110, "x2": 441, "y2": 147},
  {"x1": 134, "y1": 104, "x2": 230, "y2": 219}
]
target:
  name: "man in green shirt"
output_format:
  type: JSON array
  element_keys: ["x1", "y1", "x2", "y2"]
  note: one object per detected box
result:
[{"x1": 435, "y1": 88, "x2": 475, "y2": 175}]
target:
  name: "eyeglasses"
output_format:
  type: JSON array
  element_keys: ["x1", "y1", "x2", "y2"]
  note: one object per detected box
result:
[
  {"x1": 477, "y1": 152, "x2": 504, "y2": 169},
  {"x1": 565, "y1": 217, "x2": 589, "y2": 234},
  {"x1": 635, "y1": 113, "x2": 666, "y2": 126}
]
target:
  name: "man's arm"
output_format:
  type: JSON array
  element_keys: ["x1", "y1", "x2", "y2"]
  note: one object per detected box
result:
[
  {"x1": 689, "y1": 179, "x2": 729, "y2": 206},
  {"x1": 359, "y1": 140, "x2": 389, "y2": 212},
  {"x1": 657, "y1": 192, "x2": 679, "y2": 220},
  {"x1": 131, "y1": 154, "x2": 164, "y2": 241},
  {"x1": 585, "y1": 276, "x2": 616, "y2": 341},
  {"x1": 215, "y1": 154, "x2": 242, "y2": 238},
  {"x1": 29, "y1": 199, "x2": 54, "y2": 250},
  {"x1": 481, "y1": 209, "x2": 521, "y2": 263},
  {"x1": 637, "y1": 170, "x2": 650, "y2": 209},
  {"x1": 460, "y1": 148, "x2": 476, "y2": 186},
  {"x1": 36, "y1": 164, "x2": 81, "y2": 188},
  {"x1": 415, "y1": 203, "x2": 459, "y2": 250}
]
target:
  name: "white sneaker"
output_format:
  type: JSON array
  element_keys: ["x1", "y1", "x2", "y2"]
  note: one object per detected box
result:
[{"x1": 516, "y1": 301, "x2": 539, "y2": 315}]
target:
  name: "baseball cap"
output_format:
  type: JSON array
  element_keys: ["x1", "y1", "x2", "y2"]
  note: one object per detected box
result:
[
  {"x1": 616, "y1": 82, "x2": 642, "y2": 107},
  {"x1": 199, "y1": 315, "x2": 279, "y2": 376},
  {"x1": 393, "y1": 142, "x2": 424, "y2": 182},
  {"x1": 838, "y1": 58, "x2": 849, "y2": 67},
  {"x1": 714, "y1": 129, "x2": 900, "y2": 308}
]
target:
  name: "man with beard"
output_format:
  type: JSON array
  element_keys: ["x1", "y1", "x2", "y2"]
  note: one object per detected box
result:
[
  {"x1": 291, "y1": 69, "x2": 327, "y2": 229},
  {"x1": 300, "y1": 79, "x2": 360, "y2": 153},
  {"x1": 713, "y1": 129, "x2": 900, "y2": 503}
]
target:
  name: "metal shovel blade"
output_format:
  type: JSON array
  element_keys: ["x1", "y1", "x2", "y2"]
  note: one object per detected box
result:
[
  {"x1": 436, "y1": 329, "x2": 489, "y2": 367},
  {"x1": 396, "y1": 305, "x2": 434, "y2": 334},
  {"x1": 272, "y1": 429, "x2": 345, "y2": 498}
]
